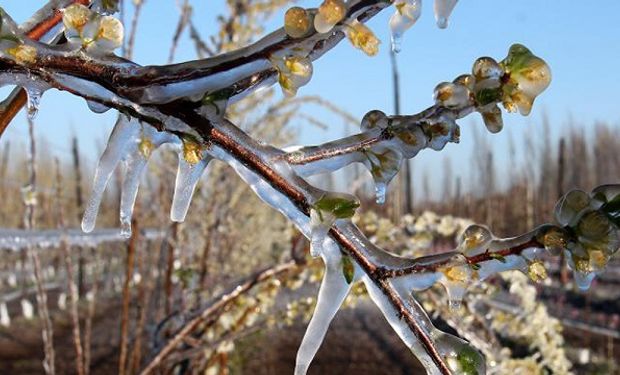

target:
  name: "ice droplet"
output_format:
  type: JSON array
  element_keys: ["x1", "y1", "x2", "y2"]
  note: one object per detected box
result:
[
  {"x1": 86, "y1": 99, "x2": 111, "y2": 114},
  {"x1": 391, "y1": 33, "x2": 402, "y2": 54},
  {"x1": 82, "y1": 117, "x2": 138, "y2": 233},
  {"x1": 25, "y1": 88, "x2": 42, "y2": 120},
  {"x1": 434, "y1": 0, "x2": 458, "y2": 29}
]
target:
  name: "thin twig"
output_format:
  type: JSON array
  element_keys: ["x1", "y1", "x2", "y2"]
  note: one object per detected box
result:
[
  {"x1": 55, "y1": 159, "x2": 85, "y2": 375},
  {"x1": 119, "y1": 218, "x2": 139, "y2": 375},
  {"x1": 139, "y1": 261, "x2": 298, "y2": 374}
]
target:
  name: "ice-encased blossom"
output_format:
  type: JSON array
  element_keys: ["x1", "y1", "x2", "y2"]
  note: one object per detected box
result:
[
  {"x1": 271, "y1": 54, "x2": 313, "y2": 97},
  {"x1": 346, "y1": 21, "x2": 380, "y2": 56},
  {"x1": 63, "y1": 4, "x2": 123, "y2": 53},
  {"x1": 500, "y1": 44, "x2": 552, "y2": 116},
  {"x1": 284, "y1": 7, "x2": 312, "y2": 38},
  {"x1": 314, "y1": 0, "x2": 347, "y2": 33}
]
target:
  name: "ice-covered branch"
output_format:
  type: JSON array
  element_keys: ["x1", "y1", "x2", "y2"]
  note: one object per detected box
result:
[{"x1": 4, "y1": 2, "x2": 616, "y2": 375}]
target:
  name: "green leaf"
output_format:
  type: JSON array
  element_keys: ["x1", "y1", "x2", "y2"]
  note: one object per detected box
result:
[
  {"x1": 470, "y1": 263, "x2": 481, "y2": 271},
  {"x1": 314, "y1": 195, "x2": 360, "y2": 219},
  {"x1": 341, "y1": 255, "x2": 354, "y2": 284},
  {"x1": 475, "y1": 87, "x2": 502, "y2": 106},
  {"x1": 489, "y1": 253, "x2": 506, "y2": 263}
]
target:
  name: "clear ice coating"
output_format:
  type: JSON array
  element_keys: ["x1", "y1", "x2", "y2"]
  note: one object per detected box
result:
[
  {"x1": 433, "y1": 0, "x2": 458, "y2": 29},
  {"x1": 82, "y1": 116, "x2": 185, "y2": 237},
  {"x1": 389, "y1": 0, "x2": 422, "y2": 53},
  {"x1": 170, "y1": 155, "x2": 211, "y2": 222},
  {"x1": 295, "y1": 239, "x2": 355, "y2": 375}
]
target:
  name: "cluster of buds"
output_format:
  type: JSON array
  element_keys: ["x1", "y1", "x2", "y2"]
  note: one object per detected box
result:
[
  {"x1": 270, "y1": 53, "x2": 313, "y2": 97},
  {"x1": 283, "y1": 0, "x2": 346, "y2": 38},
  {"x1": 549, "y1": 185, "x2": 620, "y2": 288},
  {"x1": 62, "y1": 4, "x2": 124, "y2": 54},
  {"x1": 433, "y1": 44, "x2": 551, "y2": 133}
]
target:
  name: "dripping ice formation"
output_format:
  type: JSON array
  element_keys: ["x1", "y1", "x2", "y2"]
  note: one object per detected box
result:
[
  {"x1": 294, "y1": 238, "x2": 357, "y2": 375},
  {"x1": 434, "y1": 0, "x2": 458, "y2": 29},
  {"x1": 82, "y1": 116, "x2": 212, "y2": 237}
]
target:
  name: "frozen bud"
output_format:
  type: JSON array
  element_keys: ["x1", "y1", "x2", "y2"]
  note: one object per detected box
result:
[
  {"x1": 472, "y1": 57, "x2": 503, "y2": 81},
  {"x1": 284, "y1": 7, "x2": 312, "y2": 38},
  {"x1": 138, "y1": 137, "x2": 154, "y2": 158},
  {"x1": 361, "y1": 110, "x2": 389, "y2": 131},
  {"x1": 314, "y1": 0, "x2": 347, "y2": 34},
  {"x1": 480, "y1": 104, "x2": 503, "y2": 133},
  {"x1": 527, "y1": 261, "x2": 547, "y2": 283},
  {"x1": 459, "y1": 224, "x2": 492, "y2": 254},
  {"x1": 554, "y1": 189, "x2": 590, "y2": 227},
  {"x1": 500, "y1": 44, "x2": 551, "y2": 116},
  {"x1": 392, "y1": 126, "x2": 427, "y2": 158},
  {"x1": 434, "y1": 0, "x2": 458, "y2": 29},
  {"x1": 346, "y1": 21, "x2": 380, "y2": 56},
  {"x1": 539, "y1": 226, "x2": 569, "y2": 256},
  {"x1": 426, "y1": 115, "x2": 459, "y2": 151},
  {"x1": 453, "y1": 74, "x2": 475, "y2": 91},
  {"x1": 576, "y1": 210, "x2": 619, "y2": 256},
  {"x1": 363, "y1": 148, "x2": 403, "y2": 204},
  {"x1": 276, "y1": 55, "x2": 313, "y2": 97},
  {"x1": 434, "y1": 82, "x2": 471, "y2": 108},
  {"x1": 389, "y1": 0, "x2": 422, "y2": 53},
  {"x1": 182, "y1": 137, "x2": 203, "y2": 165},
  {"x1": 6, "y1": 44, "x2": 36, "y2": 64}
]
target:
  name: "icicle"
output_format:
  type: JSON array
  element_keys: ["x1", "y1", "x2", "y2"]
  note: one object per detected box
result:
[
  {"x1": 119, "y1": 152, "x2": 148, "y2": 238},
  {"x1": 25, "y1": 87, "x2": 44, "y2": 121},
  {"x1": 82, "y1": 117, "x2": 138, "y2": 233},
  {"x1": 0, "y1": 302, "x2": 10, "y2": 327},
  {"x1": 170, "y1": 156, "x2": 211, "y2": 222},
  {"x1": 21, "y1": 298, "x2": 33, "y2": 319},
  {"x1": 434, "y1": 0, "x2": 458, "y2": 29},
  {"x1": 437, "y1": 256, "x2": 472, "y2": 310},
  {"x1": 295, "y1": 239, "x2": 356, "y2": 375},
  {"x1": 362, "y1": 147, "x2": 403, "y2": 204},
  {"x1": 389, "y1": 0, "x2": 422, "y2": 53}
]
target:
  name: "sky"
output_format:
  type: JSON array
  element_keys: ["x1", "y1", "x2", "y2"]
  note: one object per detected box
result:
[{"x1": 1, "y1": 1, "x2": 620, "y2": 199}]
